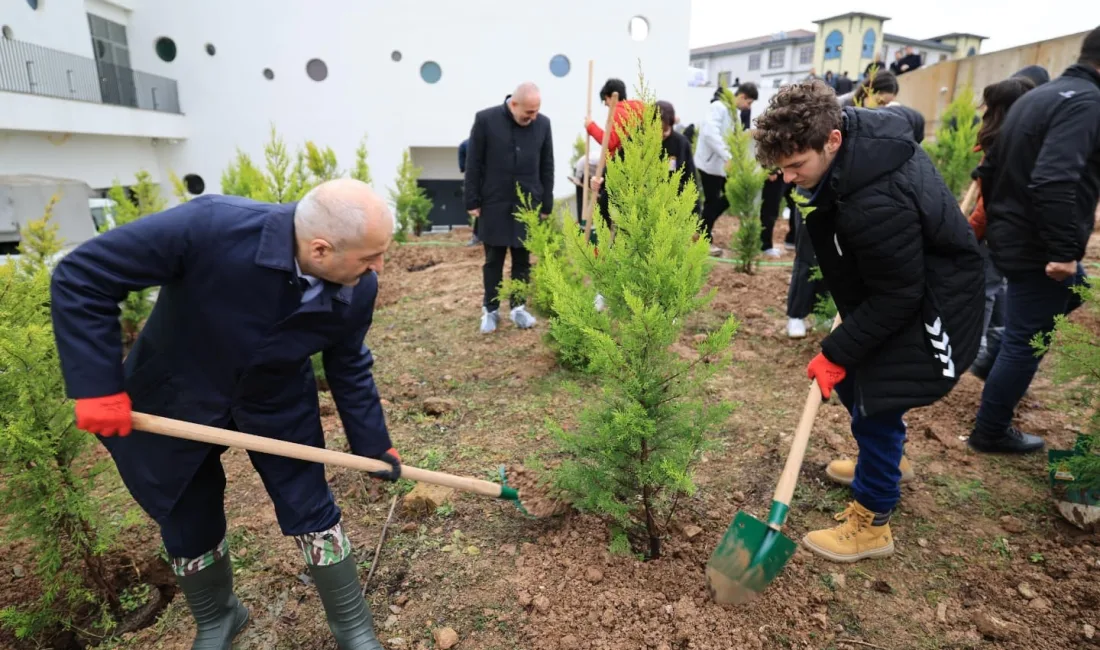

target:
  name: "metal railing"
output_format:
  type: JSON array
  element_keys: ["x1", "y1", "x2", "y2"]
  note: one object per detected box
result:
[{"x1": 0, "y1": 37, "x2": 180, "y2": 114}]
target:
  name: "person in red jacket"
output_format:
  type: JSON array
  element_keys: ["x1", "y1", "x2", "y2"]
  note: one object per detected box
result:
[{"x1": 584, "y1": 78, "x2": 645, "y2": 236}]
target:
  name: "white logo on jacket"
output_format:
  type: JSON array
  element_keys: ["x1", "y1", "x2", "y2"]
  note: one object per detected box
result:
[{"x1": 924, "y1": 317, "x2": 955, "y2": 378}]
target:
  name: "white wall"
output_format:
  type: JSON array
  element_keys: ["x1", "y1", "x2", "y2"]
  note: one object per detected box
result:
[
  {"x1": 411, "y1": 147, "x2": 462, "y2": 182},
  {"x1": 112, "y1": 0, "x2": 692, "y2": 205},
  {"x1": 1, "y1": 92, "x2": 188, "y2": 139},
  {"x1": 0, "y1": 131, "x2": 168, "y2": 190},
  {"x1": 1, "y1": 0, "x2": 98, "y2": 57}
]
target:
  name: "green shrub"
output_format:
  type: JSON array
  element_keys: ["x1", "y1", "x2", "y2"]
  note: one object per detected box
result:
[
  {"x1": 103, "y1": 171, "x2": 165, "y2": 346},
  {"x1": 924, "y1": 85, "x2": 982, "y2": 200},
  {"x1": 390, "y1": 150, "x2": 433, "y2": 240},
  {"x1": 720, "y1": 89, "x2": 768, "y2": 273}
]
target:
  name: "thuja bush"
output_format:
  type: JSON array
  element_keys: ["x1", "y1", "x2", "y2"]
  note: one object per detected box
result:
[
  {"x1": 1035, "y1": 282, "x2": 1100, "y2": 498},
  {"x1": 924, "y1": 85, "x2": 982, "y2": 200},
  {"x1": 540, "y1": 77, "x2": 738, "y2": 558},
  {"x1": 499, "y1": 194, "x2": 594, "y2": 371},
  {"x1": 103, "y1": 171, "x2": 166, "y2": 346},
  {"x1": 720, "y1": 89, "x2": 768, "y2": 273},
  {"x1": 0, "y1": 200, "x2": 123, "y2": 641},
  {"x1": 390, "y1": 149, "x2": 433, "y2": 240}
]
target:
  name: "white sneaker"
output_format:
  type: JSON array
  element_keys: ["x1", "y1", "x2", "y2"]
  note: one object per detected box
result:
[
  {"x1": 510, "y1": 305, "x2": 537, "y2": 329},
  {"x1": 480, "y1": 307, "x2": 500, "y2": 333},
  {"x1": 787, "y1": 317, "x2": 807, "y2": 339},
  {"x1": 709, "y1": 245, "x2": 723, "y2": 257},
  {"x1": 764, "y1": 247, "x2": 782, "y2": 258},
  {"x1": 594, "y1": 293, "x2": 606, "y2": 312}
]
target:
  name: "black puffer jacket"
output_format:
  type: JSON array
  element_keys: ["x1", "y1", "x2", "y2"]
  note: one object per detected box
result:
[
  {"x1": 805, "y1": 107, "x2": 985, "y2": 416},
  {"x1": 978, "y1": 63, "x2": 1100, "y2": 278}
]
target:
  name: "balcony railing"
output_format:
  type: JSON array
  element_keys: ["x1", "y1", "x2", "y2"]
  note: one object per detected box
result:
[{"x1": 0, "y1": 38, "x2": 180, "y2": 114}]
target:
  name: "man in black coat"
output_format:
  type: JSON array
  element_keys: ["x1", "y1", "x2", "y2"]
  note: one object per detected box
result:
[
  {"x1": 972, "y1": 28, "x2": 1100, "y2": 454},
  {"x1": 754, "y1": 80, "x2": 984, "y2": 564},
  {"x1": 465, "y1": 82, "x2": 554, "y2": 333}
]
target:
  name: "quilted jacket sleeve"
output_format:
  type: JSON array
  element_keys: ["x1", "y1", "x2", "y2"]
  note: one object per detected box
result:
[{"x1": 821, "y1": 179, "x2": 926, "y2": 368}]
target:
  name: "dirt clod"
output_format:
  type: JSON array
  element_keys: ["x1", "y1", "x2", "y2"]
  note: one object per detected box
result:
[
  {"x1": 422, "y1": 396, "x2": 459, "y2": 416},
  {"x1": 974, "y1": 611, "x2": 1025, "y2": 641},
  {"x1": 1001, "y1": 515, "x2": 1027, "y2": 534},
  {"x1": 533, "y1": 594, "x2": 551, "y2": 613},
  {"x1": 1085, "y1": 623, "x2": 1096, "y2": 640},
  {"x1": 1018, "y1": 583, "x2": 1037, "y2": 599},
  {"x1": 402, "y1": 483, "x2": 455, "y2": 517},
  {"x1": 683, "y1": 525, "x2": 703, "y2": 539},
  {"x1": 585, "y1": 567, "x2": 604, "y2": 584},
  {"x1": 432, "y1": 627, "x2": 459, "y2": 649}
]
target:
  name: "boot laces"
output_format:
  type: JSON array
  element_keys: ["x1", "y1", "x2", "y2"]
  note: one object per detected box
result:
[{"x1": 833, "y1": 502, "x2": 874, "y2": 540}]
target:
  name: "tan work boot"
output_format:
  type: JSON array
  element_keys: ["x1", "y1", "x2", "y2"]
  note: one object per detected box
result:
[
  {"x1": 802, "y1": 501, "x2": 895, "y2": 563},
  {"x1": 825, "y1": 455, "x2": 915, "y2": 486}
]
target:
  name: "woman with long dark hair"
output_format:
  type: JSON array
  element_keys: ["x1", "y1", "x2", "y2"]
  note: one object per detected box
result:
[{"x1": 968, "y1": 67, "x2": 1048, "y2": 379}]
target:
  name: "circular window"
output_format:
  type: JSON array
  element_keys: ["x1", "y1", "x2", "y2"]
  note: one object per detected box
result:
[
  {"x1": 549, "y1": 54, "x2": 571, "y2": 78},
  {"x1": 263, "y1": 68, "x2": 274, "y2": 80},
  {"x1": 2, "y1": 26, "x2": 13, "y2": 40},
  {"x1": 420, "y1": 61, "x2": 442, "y2": 84},
  {"x1": 205, "y1": 43, "x2": 215, "y2": 56},
  {"x1": 629, "y1": 16, "x2": 650, "y2": 42},
  {"x1": 183, "y1": 174, "x2": 205, "y2": 195},
  {"x1": 391, "y1": 50, "x2": 402, "y2": 62},
  {"x1": 306, "y1": 58, "x2": 328, "y2": 81},
  {"x1": 26, "y1": 0, "x2": 39, "y2": 10},
  {"x1": 155, "y1": 37, "x2": 177, "y2": 62}
]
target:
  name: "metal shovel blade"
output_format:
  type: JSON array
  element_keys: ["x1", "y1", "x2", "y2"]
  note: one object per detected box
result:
[{"x1": 705, "y1": 510, "x2": 797, "y2": 605}]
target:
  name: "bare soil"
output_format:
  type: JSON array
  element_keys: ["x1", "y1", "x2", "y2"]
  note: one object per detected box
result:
[{"x1": 2, "y1": 216, "x2": 1098, "y2": 650}]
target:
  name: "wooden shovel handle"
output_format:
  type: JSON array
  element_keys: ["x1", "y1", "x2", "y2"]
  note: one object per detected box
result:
[
  {"x1": 582, "y1": 91, "x2": 619, "y2": 241},
  {"x1": 771, "y1": 314, "x2": 842, "y2": 508},
  {"x1": 130, "y1": 412, "x2": 505, "y2": 498},
  {"x1": 959, "y1": 179, "x2": 979, "y2": 215}
]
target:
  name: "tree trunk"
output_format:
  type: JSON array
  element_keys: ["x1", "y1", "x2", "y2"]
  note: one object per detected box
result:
[{"x1": 56, "y1": 457, "x2": 122, "y2": 617}]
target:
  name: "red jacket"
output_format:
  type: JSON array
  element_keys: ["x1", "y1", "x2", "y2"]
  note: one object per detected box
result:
[
  {"x1": 967, "y1": 148, "x2": 987, "y2": 240},
  {"x1": 587, "y1": 99, "x2": 645, "y2": 156}
]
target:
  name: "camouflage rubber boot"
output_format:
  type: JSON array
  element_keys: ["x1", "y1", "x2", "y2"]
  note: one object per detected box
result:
[
  {"x1": 308, "y1": 555, "x2": 384, "y2": 650},
  {"x1": 173, "y1": 550, "x2": 250, "y2": 649}
]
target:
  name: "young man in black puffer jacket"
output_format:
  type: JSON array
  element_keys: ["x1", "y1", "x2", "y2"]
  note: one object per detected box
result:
[
  {"x1": 753, "y1": 80, "x2": 984, "y2": 563},
  {"x1": 972, "y1": 28, "x2": 1100, "y2": 454}
]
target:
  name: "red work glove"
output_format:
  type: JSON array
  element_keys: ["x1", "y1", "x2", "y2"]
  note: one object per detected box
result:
[
  {"x1": 807, "y1": 352, "x2": 846, "y2": 400},
  {"x1": 368, "y1": 447, "x2": 402, "y2": 482},
  {"x1": 75, "y1": 392, "x2": 133, "y2": 437}
]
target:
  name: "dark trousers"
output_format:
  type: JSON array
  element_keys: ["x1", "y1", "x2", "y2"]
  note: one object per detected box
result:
[
  {"x1": 835, "y1": 379, "x2": 908, "y2": 515},
  {"x1": 974, "y1": 264, "x2": 1087, "y2": 435},
  {"x1": 159, "y1": 431, "x2": 341, "y2": 558},
  {"x1": 698, "y1": 170, "x2": 728, "y2": 240},
  {"x1": 787, "y1": 260, "x2": 829, "y2": 319},
  {"x1": 760, "y1": 177, "x2": 786, "y2": 251},
  {"x1": 483, "y1": 244, "x2": 531, "y2": 311},
  {"x1": 980, "y1": 242, "x2": 1006, "y2": 340}
]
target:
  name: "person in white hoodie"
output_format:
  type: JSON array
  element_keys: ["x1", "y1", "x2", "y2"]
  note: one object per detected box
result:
[{"x1": 694, "y1": 82, "x2": 758, "y2": 253}]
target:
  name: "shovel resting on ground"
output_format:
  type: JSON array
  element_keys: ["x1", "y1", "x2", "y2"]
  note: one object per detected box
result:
[
  {"x1": 129, "y1": 412, "x2": 521, "y2": 504},
  {"x1": 705, "y1": 314, "x2": 841, "y2": 605}
]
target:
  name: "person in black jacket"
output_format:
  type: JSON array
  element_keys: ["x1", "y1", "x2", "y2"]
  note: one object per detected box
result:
[
  {"x1": 753, "y1": 80, "x2": 984, "y2": 563},
  {"x1": 656, "y1": 100, "x2": 702, "y2": 217},
  {"x1": 465, "y1": 82, "x2": 554, "y2": 334},
  {"x1": 971, "y1": 29, "x2": 1100, "y2": 454},
  {"x1": 458, "y1": 138, "x2": 480, "y2": 247}
]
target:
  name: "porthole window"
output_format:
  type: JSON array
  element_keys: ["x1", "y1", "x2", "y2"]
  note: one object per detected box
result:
[
  {"x1": 155, "y1": 37, "x2": 177, "y2": 62},
  {"x1": 391, "y1": 50, "x2": 402, "y2": 62},
  {"x1": 420, "y1": 61, "x2": 442, "y2": 84},
  {"x1": 263, "y1": 68, "x2": 274, "y2": 80},
  {"x1": 549, "y1": 54, "x2": 571, "y2": 78},
  {"x1": 204, "y1": 43, "x2": 215, "y2": 56},
  {"x1": 306, "y1": 58, "x2": 328, "y2": 81},
  {"x1": 2, "y1": 26, "x2": 13, "y2": 40},
  {"x1": 183, "y1": 174, "x2": 205, "y2": 195},
  {"x1": 629, "y1": 16, "x2": 649, "y2": 41},
  {"x1": 26, "y1": 0, "x2": 39, "y2": 10}
]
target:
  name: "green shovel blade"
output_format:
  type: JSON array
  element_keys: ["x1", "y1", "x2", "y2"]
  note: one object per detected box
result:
[{"x1": 705, "y1": 507, "x2": 797, "y2": 605}]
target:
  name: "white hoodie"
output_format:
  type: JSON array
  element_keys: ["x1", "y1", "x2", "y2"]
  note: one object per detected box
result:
[{"x1": 693, "y1": 100, "x2": 734, "y2": 178}]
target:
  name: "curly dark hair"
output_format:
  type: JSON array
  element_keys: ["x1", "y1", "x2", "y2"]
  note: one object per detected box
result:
[{"x1": 753, "y1": 80, "x2": 842, "y2": 168}]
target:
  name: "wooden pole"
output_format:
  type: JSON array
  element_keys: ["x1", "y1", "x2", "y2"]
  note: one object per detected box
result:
[
  {"x1": 959, "y1": 179, "x2": 979, "y2": 215},
  {"x1": 583, "y1": 92, "x2": 619, "y2": 242},
  {"x1": 579, "y1": 60, "x2": 594, "y2": 227}
]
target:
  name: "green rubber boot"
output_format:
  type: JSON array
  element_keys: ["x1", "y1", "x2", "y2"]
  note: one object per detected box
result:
[
  {"x1": 175, "y1": 553, "x2": 249, "y2": 649},
  {"x1": 308, "y1": 555, "x2": 384, "y2": 650}
]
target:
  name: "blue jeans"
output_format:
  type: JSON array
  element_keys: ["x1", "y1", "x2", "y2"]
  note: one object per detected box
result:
[
  {"x1": 835, "y1": 379, "x2": 908, "y2": 515},
  {"x1": 975, "y1": 264, "x2": 1087, "y2": 435}
]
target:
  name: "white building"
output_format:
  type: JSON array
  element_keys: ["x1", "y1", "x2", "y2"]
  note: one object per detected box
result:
[
  {"x1": 689, "y1": 29, "x2": 817, "y2": 92},
  {"x1": 0, "y1": 0, "x2": 692, "y2": 240}
]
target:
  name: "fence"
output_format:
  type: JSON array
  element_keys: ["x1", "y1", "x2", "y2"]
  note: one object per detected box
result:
[
  {"x1": 895, "y1": 30, "x2": 1091, "y2": 138},
  {"x1": 0, "y1": 37, "x2": 180, "y2": 114}
]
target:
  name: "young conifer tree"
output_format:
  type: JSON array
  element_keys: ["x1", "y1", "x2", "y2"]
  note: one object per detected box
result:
[
  {"x1": 0, "y1": 201, "x2": 122, "y2": 641},
  {"x1": 220, "y1": 149, "x2": 267, "y2": 198},
  {"x1": 720, "y1": 89, "x2": 768, "y2": 273},
  {"x1": 924, "y1": 85, "x2": 983, "y2": 200},
  {"x1": 541, "y1": 73, "x2": 739, "y2": 558},
  {"x1": 351, "y1": 135, "x2": 372, "y2": 185},
  {"x1": 390, "y1": 150, "x2": 433, "y2": 240}
]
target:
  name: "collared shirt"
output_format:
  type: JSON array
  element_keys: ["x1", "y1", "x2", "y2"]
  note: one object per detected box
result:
[{"x1": 294, "y1": 259, "x2": 324, "y2": 304}]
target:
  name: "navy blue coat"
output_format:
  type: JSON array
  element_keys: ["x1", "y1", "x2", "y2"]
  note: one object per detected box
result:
[{"x1": 49, "y1": 195, "x2": 393, "y2": 522}]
